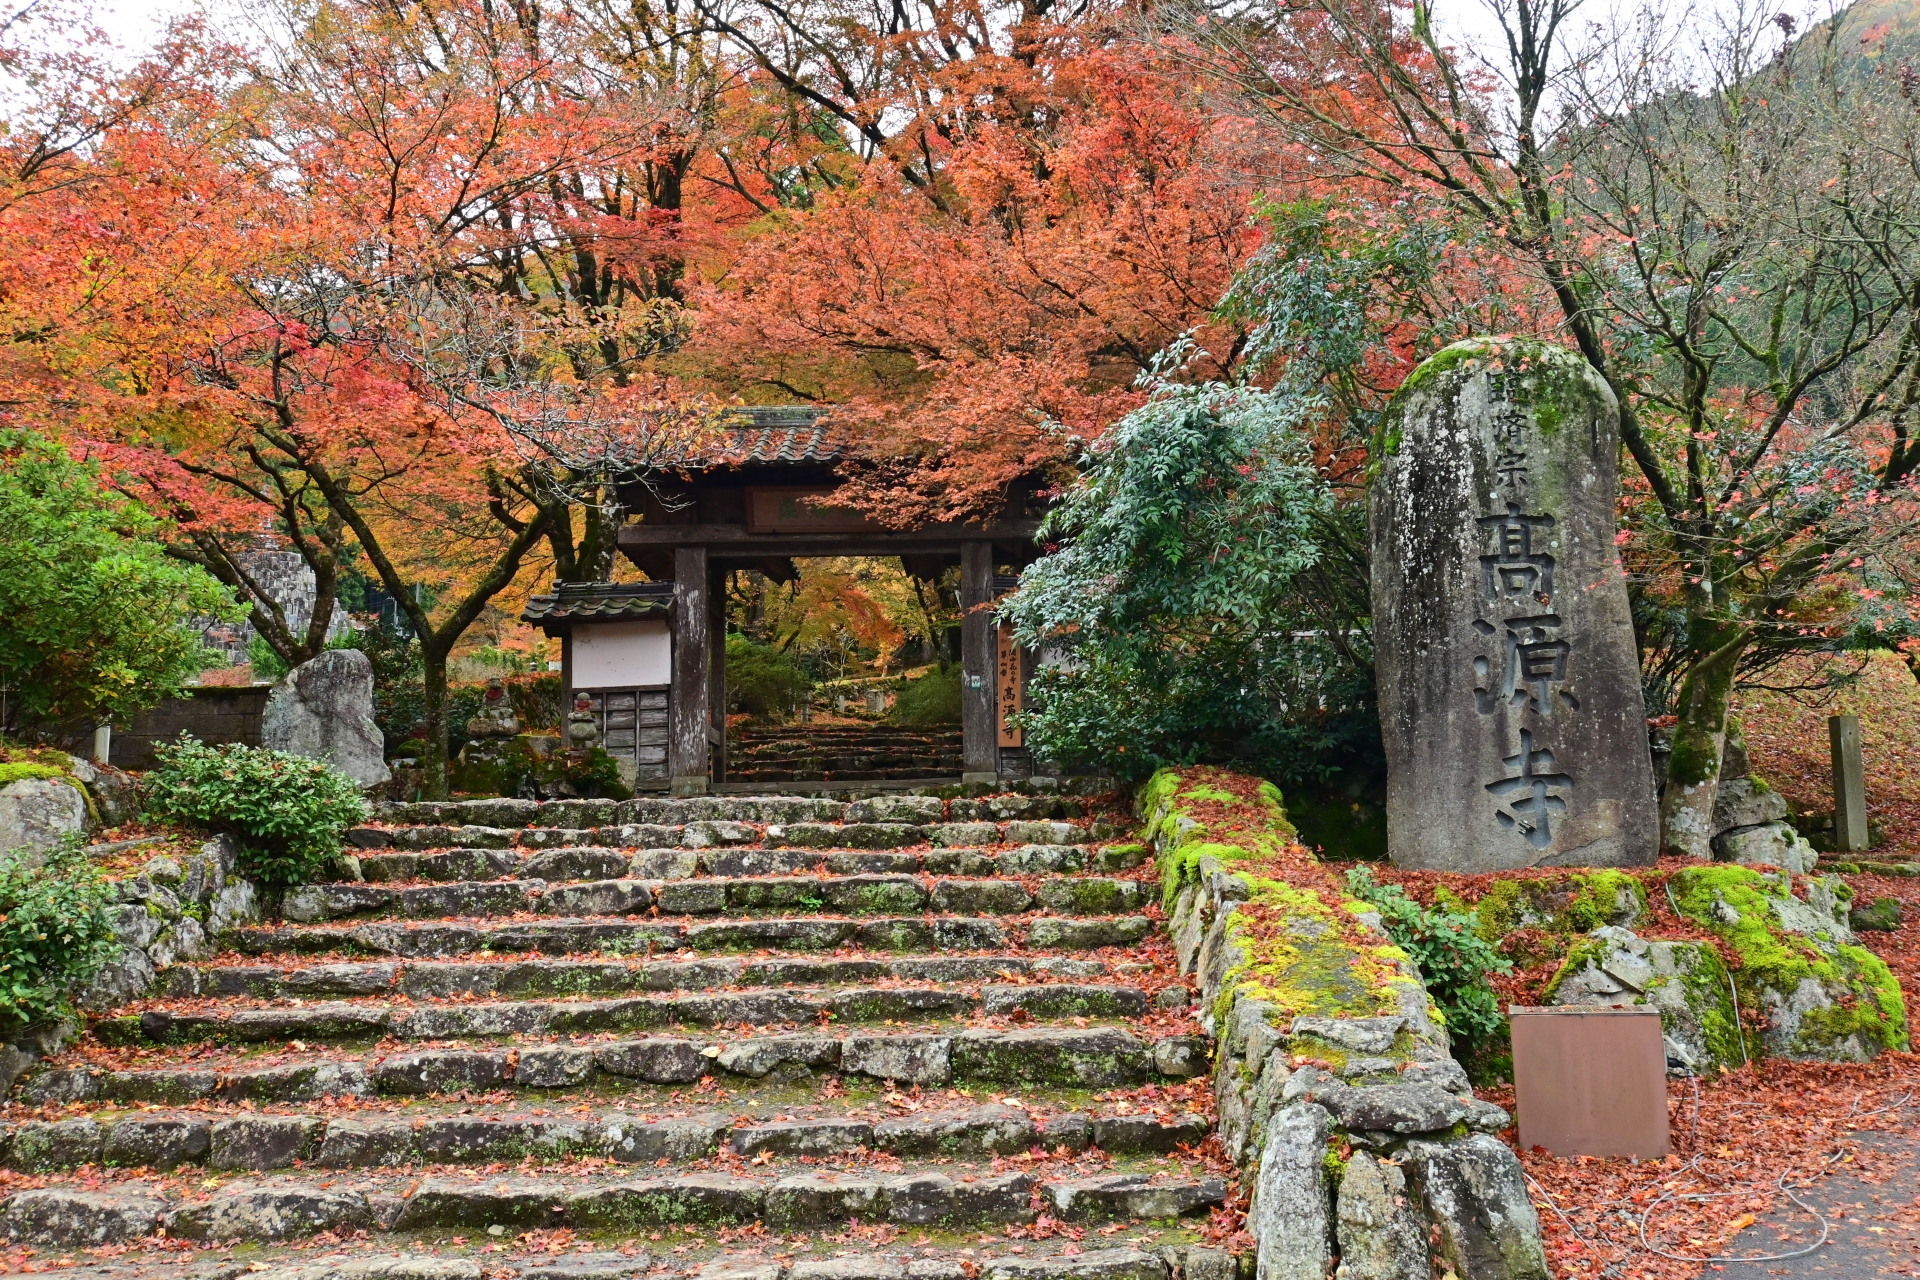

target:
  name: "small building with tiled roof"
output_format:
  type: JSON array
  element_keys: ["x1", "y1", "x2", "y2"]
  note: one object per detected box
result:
[{"x1": 534, "y1": 406, "x2": 1046, "y2": 796}]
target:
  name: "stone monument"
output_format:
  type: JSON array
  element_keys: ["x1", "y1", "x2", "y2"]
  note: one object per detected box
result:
[
  {"x1": 1370, "y1": 338, "x2": 1657, "y2": 870},
  {"x1": 260, "y1": 649, "x2": 391, "y2": 790}
]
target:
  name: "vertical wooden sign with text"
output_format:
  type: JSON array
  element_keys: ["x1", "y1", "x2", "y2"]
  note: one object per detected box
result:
[{"x1": 996, "y1": 623, "x2": 1023, "y2": 748}]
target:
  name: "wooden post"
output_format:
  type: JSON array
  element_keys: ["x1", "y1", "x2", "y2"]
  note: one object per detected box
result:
[
  {"x1": 709, "y1": 565, "x2": 727, "y2": 786},
  {"x1": 960, "y1": 541, "x2": 996, "y2": 782},
  {"x1": 1831, "y1": 714, "x2": 1868, "y2": 852},
  {"x1": 669, "y1": 546, "x2": 711, "y2": 795}
]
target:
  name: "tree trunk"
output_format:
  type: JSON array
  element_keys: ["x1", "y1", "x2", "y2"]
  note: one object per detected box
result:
[
  {"x1": 421, "y1": 648, "x2": 452, "y2": 802},
  {"x1": 1658, "y1": 617, "x2": 1750, "y2": 858}
]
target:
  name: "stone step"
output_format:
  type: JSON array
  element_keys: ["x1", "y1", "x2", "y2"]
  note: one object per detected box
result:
[
  {"x1": 346, "y1": 842, "x2": 1141, "y2": 882},
  {"x1": 226, "y1": 913, "x2": 1158, "y2": 959},
  {"x1": 368, "y1": 789, "x2": 1117, "y2": 833},
  {"x1": 734, "y1": 727, "x2": 965, "y2": 744},
  {"x1": 0, "y1": 1167, "x2": 1225, "y2": 1248},
  {"x1": 161, "y1": 958, "x2": 1158, "y2": 1010},
  {"x1": 47, "y1": 1027, "x2": 1206, "y2": 1099},
  {"x1": 726, "y1": 751, "x2": 962, "y2": 767},
  {"x1": 162, "y1": 953, "x2": 1143, "y2": 1000},
  {"x1": 122, "y1": 982, "x2": 1156, "y2": 1039},
  {"x1": 0, "y1": 1101, "x2": 1211, "y2": 1172},
  {"x1": 0, "y1": 1243, "x2": 1226, "y2": 1280},
  {"x1": 285, "y1": 875, "x2": 1152, "y2": 923},
  {"x1": 352, "y1": 821, "x2": 1118, "y2": 855},
  {"x1": 723, "y1": 767, "x2": 964, "y2": 784}
]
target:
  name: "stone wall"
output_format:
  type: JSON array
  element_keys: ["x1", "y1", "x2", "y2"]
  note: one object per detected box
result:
[
  {"x1": 0, "y1": 835, "x2": 263, "y2": 1098},
  {"x1": 77, "y1": 834, "x2": 262, "y2": 1019},
  {"x1": 111, "y1": 687, "x2": 272, "y2": 771},
  {"x1": 1144, "y1": 770, "x2": 1549, "y2": 1280}
]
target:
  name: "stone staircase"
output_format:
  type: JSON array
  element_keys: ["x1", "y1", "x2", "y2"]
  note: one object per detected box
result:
[
  {"x1": 0, "y1": 786, "x2": 1244, "y2": 1280},
  {"x1": 726, "y1": 728, "x2": 964, "y2": 784}
]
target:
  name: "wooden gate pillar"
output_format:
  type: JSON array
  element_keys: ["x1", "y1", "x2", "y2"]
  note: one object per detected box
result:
[
  {"x1": 710, "y1": 563, "x2": 728, "y2": 785},
  {"x1": 960, "y1": 541, "x2": 997, "y2": 782},
  {"x1": 669, "y1": 545, "x2": 711, "y2": 795}
]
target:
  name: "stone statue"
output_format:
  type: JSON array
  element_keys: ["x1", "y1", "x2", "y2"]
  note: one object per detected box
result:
[
  {"x1": 567, "y1": 693, "x2": 601, "y2": 751},
  {"x1": 1370, "y1": 338, "x2": 1657, "y2": 870},
  {"x1": 464, "y1": 677, "x2": 521, "y2": 739}
]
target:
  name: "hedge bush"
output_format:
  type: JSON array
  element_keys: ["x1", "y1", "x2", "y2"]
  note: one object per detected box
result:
[
  {"x1": 727, "y1": 636, "x2": 811, "y2": 720},
  {"x1": 0, "y1": 837, "x2": 116, "y2": 1032},
  {"x1": 144, "y1": 737, "x2": 367, "y2": 886}
]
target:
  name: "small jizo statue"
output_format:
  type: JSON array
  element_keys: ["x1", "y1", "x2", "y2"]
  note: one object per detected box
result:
[
  {"x1": 464, "y1": 676, "x2": 522, "y2": 739},
  {"x1": 567, "y1": 694, "x2": 601, "y2": 751}
]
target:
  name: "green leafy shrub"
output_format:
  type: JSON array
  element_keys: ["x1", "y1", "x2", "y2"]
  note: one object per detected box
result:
[
  {"x1": 246, "y1": 634, "x2": 291, "y2": 681},
  {"x1": 340, "y1": 623, "x2": 425, "y2": 751},
  {"x1": 727, "y1": 635, "x2": 811, "y2": 720},
  {"x1": 1346, "y1": 866, "x2": 1511, "y2": 1052},
  {"x1": 143, "y1": 737, "x2": 368, "y2": 886},
  {"x1": 889, "y1": 667, "x2": 960, "y2": 725},
  {"x1": 0, "y1": 837, "x2": 116, "y2": 1033},
  {"x1": 0, "y1": 428, "x2": 240, "y2": 736}
]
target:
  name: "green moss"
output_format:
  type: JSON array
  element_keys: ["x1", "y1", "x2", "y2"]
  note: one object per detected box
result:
[
  {"x1": 0, "y1": 762, "x2": 64, "y2": 786},
  {"x1": 1136, "y1": 770, "x2": 1185, "y2": 823},
  {"x1": 1212, "y1": 877, "x2": 1404, "y2": 1032},
  {"x1": 1142, "y1": 768, "x2": 1413, "y2": 1041},
  {"x1": 90, "y1": 1015, "x2": 144, "y2": 1048},
  {"x1": 1395, "y1": 339, "x2": 1499, "y2": 398},
  {"x1": 1467, "y1": 871, "x2": 1648, "y2": 943},
  {"x1": 1322, "y1": 1149, "x2": 1347, "y2": 1183},
  {"x1": 1665, "y1": 945, "x2": 1745, "y2": 1070},
  {"x1": 1541, "y1": 934, "x2": 1611, "y2": 1000},
  {"x1": 1161, "y1": 839, "x2": 1251, "y2": 911},
  {"x1": 1669, "y1": 866, "x2": 1910, "y2": 1055}
]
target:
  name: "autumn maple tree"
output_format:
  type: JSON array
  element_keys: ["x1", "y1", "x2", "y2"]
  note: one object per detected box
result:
[
  {"x1": 0, "y1": 0, "x2": 727, "y2": 794},
  {"x1": 684, "y1": 1, "x2": 1283, "y2": 526}
]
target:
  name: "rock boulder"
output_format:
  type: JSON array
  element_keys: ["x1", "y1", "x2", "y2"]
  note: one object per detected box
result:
[
  {"x1": 1547, "y1": 925, "x2": 1742, "y2": 1074},
  {"x1": 262, "y1": 650, "x2": 390, "y2": 789},
  {"x1": 0, "y1": 776, "x2": 91, "y2": 857}
]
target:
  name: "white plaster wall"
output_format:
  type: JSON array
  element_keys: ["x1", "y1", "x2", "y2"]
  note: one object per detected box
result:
[{"x1": 572, "y1": 621, "x2": 671, "y2": 688}]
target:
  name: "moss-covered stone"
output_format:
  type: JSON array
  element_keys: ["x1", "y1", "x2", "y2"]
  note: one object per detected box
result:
[
  {"x1": 1460, "y1": 871, "x2": 1647, "y2": 942},
  {"x1": 1142, "y1": 768, "x2": 1442, "y2": 1061},
  {"x1": 1851, "y1": 896, "x2": 1902, "y2": 932},
  {"x1": 1668, "y1": 865, "x2": 1909, "y2": 1060},
  {"x1": 1544, "y1": 925, "x2": 1744, "y2": 1072}
]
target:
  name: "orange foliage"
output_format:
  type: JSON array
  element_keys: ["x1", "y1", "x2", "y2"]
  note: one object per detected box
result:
[{"x1": 691, "y1": 31, "x2": 1283, "y2": 525}]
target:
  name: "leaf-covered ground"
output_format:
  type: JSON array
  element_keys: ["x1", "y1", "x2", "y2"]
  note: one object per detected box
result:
[{"x1": 1734, "y1": 649, "x2": 1920, "y2": 860}]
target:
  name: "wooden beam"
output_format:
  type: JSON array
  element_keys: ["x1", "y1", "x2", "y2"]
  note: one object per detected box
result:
[
  {"x1": 670, "y1": 546, "x2": 711, "y2": 795},
  {"x1": 961, "y1": 542, "x2": 996, "y2": 781},
  {"x1": 618, "y1": 521, "x2": 1040, "y2": 548}
]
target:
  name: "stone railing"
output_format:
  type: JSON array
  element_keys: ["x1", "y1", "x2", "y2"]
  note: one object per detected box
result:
[{"x1": 1144, "y1": 769, "x2": 1549, "y2": 1280}]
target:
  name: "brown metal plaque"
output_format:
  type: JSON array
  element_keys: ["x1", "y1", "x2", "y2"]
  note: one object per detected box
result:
[
  {"x1": 745, "y1": 487, "x2": 880, "y2": 534},
  {"x1": 1510, "y1": 1006, "x2": 1670, "y2": 1159}
]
